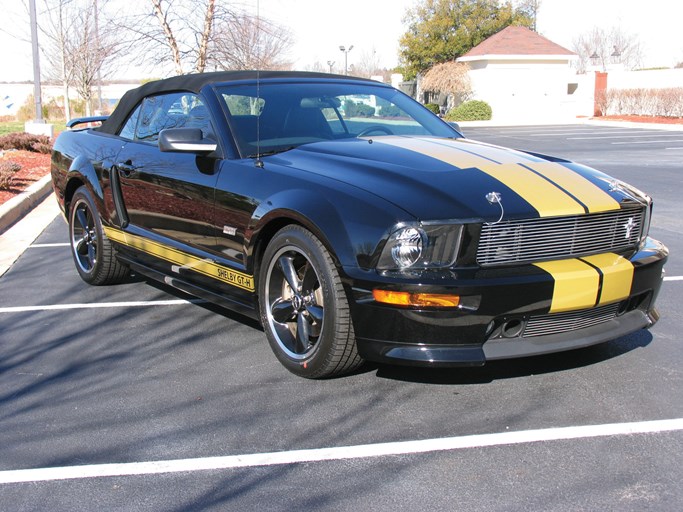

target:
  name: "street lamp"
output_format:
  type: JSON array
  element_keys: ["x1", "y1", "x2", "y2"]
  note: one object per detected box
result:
[
  {"x1": 589, "y1": 51, "x2": 600, "y2": 67},
  {"x1": 327, "y1": 60, "x2": 335, "y2": 74},
  {"x1": 339, "y1": 45, "x2": 354, "y2": 75}
]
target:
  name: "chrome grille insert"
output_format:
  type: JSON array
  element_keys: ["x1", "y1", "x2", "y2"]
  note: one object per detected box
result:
[
  {"x1": 477, "y1": 207, "x2": 644, "y2": 266},
  {"x1": 523, "y1": 303, "x2": 620, "y2": 338}
]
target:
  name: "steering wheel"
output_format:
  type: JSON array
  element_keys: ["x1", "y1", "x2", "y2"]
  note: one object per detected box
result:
[{"x1": 356, "y1": 125, "x2": 393, "y2": 137}]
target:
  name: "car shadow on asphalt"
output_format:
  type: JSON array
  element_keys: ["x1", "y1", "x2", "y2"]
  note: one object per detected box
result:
[{"x1": 372, "y1": 330, "x2": 653, "y2": 384}]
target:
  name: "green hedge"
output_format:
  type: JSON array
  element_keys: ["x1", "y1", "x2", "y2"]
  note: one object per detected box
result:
[
  {"x1": 445, "y1": 100, "x2": 492, "y2": 121},
  {"x1": 424, "y1": 103, "x2": 440, "y2": 114}
]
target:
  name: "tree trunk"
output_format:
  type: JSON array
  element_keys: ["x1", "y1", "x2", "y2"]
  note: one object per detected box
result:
[
  {"x1": 196, "y1": 0, "x2": 215, "y2": 73},
  {"x1": 152, "y1": 0, "x2": 184, "y2": 75}
]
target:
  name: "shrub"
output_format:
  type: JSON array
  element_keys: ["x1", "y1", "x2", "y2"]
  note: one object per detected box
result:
[
  {"x1": 602, "y1": 88, "x2": 683, "y2": 117},
  {"x1": 0, "y1": 132, "x2": 53, "y2": 153},
  {"x1": 0, "y1": 160, "x2": 21, "y2": 190},
  {"x1": 380, "y1": 104, "x2": 403, "y2": 117},
  {"x1": 424, "y1": 103, "x2": 441, "y2": 114},
  {"x1": 445, "y1": 100, "x2": 492, "y2": 121},
  {"x1": 343, "y1": 100, "x2": 375, "y2": 118}
]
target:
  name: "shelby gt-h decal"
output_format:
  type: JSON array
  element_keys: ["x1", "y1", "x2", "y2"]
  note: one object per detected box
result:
[
  {"x1": 103, "y1": 226, "x2": 255, "y2": 292},
  {"x1": 51, "y1": 71, "x2": 667, "y2": 378}
]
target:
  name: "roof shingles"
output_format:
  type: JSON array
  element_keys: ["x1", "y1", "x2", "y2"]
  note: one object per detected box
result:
[{"x1": 461, "y1": 25, "x2": 575, "y2": 57}]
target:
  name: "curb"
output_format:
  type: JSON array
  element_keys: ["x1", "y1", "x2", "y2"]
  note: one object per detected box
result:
[{"x1": 0, "y1": 174, "x2": 53, "y2": 234}]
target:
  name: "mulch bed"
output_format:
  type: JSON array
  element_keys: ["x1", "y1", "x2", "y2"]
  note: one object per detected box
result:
[
  {"x1": 593, "y1": 115, "x2": 683, "y2": 125},
  {"x1": 0, "y1": 150, "x2": 51, "y2": 206}
]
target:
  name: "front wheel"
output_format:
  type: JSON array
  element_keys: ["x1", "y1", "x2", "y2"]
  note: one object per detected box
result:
[
  {"x1": 69, "y1": 186, "x2": 128, "y2": 285},
  {"x1": 258, "y1": 225, "x2": 363, "y2": 378}
]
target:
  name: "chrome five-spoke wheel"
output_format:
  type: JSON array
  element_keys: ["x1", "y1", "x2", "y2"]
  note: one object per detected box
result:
[
  {"x1": 264, "y1": 246, "x2": 325, "y2": 360},
  {"x1": 71, "y1": 198, "x2": 99, "y2": 274},
  {"x1": 258, "y1": 225, "x2": 363, "y2": 378},
  {"x1": 67, "y1": 186, "x2": 128, "y2": 285}
]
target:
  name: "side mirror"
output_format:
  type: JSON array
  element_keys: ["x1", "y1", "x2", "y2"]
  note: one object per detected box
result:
[
  {"x1": 447, "y1": 121, "x2": 462, "y2": 133},
  {"x1": 158, "y1": 128, "x2": 217, "y2": 153}
]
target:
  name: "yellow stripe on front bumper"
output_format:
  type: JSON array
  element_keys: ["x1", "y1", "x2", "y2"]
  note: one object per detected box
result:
[
  {"x1": 534, "y1": 259, "x2": 600, "y2": 313},
  {"x1": 535, "y1": 253, "x2": 635, "y2": 313},
  {"x1": 103, "y1": 226, "x2": 255, "y2": 292},
  {"x1": 581, "y1": 253, "x2": 634, "y2": 305}
]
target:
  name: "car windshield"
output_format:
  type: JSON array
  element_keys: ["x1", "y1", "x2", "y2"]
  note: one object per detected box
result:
[{"x1": 215, "y1": 81, "x2": 458, "y2": 158}]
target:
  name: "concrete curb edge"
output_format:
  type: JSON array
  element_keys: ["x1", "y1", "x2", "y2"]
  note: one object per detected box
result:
[{"x1": 0, "y1": 174, "x2": 53, "y2": 234}]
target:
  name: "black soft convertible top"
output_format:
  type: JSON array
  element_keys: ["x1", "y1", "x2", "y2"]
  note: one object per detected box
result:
[{"x1": 100, "y1": 70, "x2": 376, "y2": 135}]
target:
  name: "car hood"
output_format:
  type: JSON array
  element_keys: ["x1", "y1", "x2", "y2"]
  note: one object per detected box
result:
[{"x1": 267, "y1": 136, "x2": 640, "y2": 221}]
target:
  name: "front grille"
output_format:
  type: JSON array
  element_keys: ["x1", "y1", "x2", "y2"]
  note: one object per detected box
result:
[
  {"x1": 477, "y1": 207, "x2": 644, "y2": 266},
  {"x1": 523, "y1": 303, "x2": 620, "y2": 338}
]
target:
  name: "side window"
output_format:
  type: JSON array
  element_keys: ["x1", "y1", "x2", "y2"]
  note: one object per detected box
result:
[
  {"x1": 118, "y1": 104, "x2": 141, "y2": 140},
  {"x1": 134, "y1": 93, "x2": 213, "y2": 143}
]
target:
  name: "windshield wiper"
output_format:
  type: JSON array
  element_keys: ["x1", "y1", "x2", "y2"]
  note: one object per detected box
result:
[{"x1": 248, "y1": 146, "x2": 298, "y2": 158}]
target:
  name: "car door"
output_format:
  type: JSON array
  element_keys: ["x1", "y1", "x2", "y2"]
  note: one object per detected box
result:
[
  {"x1": 114, "y1": 92, "x2": 219, "y2": 248},
  {"x1": 112, "y1": 92, "x2": 225, "y2": 285}
]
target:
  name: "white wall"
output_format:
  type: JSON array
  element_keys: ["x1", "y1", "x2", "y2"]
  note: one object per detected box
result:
[
  {"x1": 466, "y1": 59, "x2": 578, "y2": 122},
  {"x1": 607, "y1": 68, "x2": 683, "y2": 90}
]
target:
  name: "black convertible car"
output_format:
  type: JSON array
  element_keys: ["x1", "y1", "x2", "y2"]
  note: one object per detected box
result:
[{"x1": 51, "y1": 71, "x2": 667, "y2": 378}]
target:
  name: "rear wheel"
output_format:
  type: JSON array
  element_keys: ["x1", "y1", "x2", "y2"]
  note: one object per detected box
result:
[
  {"x1": 259, "y1": 225, "x2": 363, "y2": 378},
  {"x1": 69, "y1": 186, "x2": 128, "y2": 285}
]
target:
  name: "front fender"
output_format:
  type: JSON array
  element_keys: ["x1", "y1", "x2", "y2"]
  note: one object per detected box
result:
[{"x1": 249, "y1": 186, "x2": 410, "y2": 271}]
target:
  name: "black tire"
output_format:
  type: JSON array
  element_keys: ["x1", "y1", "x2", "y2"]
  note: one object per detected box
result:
[
  {"x1": 68, "y1": 186, "x2": 128, "y2": 285},
  {"x1": 258, "y1": 225, "x2": 363, "y2": 378}
]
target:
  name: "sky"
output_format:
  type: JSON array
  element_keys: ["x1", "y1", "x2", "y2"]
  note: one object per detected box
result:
[{"x1": 0, "y1": 0, "x2": 681, "y2": 82}]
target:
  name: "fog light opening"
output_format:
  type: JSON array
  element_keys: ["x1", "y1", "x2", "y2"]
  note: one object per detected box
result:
[
  {"x1": 501, "y1": 319, "x2": 524, "y2": 338},
  {"x1": 617, "y1": 300, "x2": 629, "y2": 316}
]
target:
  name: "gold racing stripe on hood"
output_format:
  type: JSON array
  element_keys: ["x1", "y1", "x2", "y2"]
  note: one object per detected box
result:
[
  {"x1": 373, "y1": 137, "x2": 592, "y2": 217},
  {"x1": 534, "y1": 253, "x2": 634, "y2": 313},
  {"x1": 521, "y1": 162, "x2": 620, "y2": 213},
  {"x1": 103, "y1": 226, "x2": 255, "y2": 292}
]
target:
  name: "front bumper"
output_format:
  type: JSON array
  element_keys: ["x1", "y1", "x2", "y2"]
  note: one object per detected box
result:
[{"x1": 344, "y1": 238, "x2": 668, "y2": 367}]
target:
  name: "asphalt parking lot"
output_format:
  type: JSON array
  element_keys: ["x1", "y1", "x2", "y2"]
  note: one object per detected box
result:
[{"x1": 1, "y1": 124, "x2": 682, "y2": 511}]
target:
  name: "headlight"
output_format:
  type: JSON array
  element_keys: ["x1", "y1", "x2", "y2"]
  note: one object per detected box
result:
[{"x1": 377, "y1": 223, "x2": 464, "y2": 270}]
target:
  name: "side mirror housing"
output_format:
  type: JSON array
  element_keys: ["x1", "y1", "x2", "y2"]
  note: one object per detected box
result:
[{"x1": 158, "y1": 128, "x2": 217, "y2": 153}]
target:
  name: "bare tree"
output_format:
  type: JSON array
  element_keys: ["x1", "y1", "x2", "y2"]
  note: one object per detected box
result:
[
  {"x1": 209, "y1": 12, "x2": 293, "y2": 71},
  {"x1": 40, "y1": 0, "x2": 77, "y2": 120},
  {"x1": 572, "y1": 26, "x2": 643, "y2": 73},
  {"x1": 354, "y1": 47, "x2": 383, "y2": 78},
  {"x1": 38, "y1": 0, "x2": 119, "y2": 118},
  {"x1": 119, "y1": 0, "x2": 291, "y2": 75}
]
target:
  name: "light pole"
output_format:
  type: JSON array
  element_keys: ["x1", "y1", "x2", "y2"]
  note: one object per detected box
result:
[
  {"x1": 326, "y1": 60, "x2": 335, "y2": 74},
  {"x1": 29, "y1": 0, "x2": 43, "y2": 122},
  {"x1": 339, "y1": 45, "x2": 354, "y2": 75}
]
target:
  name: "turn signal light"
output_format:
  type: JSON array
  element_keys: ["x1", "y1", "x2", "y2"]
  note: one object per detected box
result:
[{"x1": 372, "y1": 290, "x2": 460, "y2": 308}]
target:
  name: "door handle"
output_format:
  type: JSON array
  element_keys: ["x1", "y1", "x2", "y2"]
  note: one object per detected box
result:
[{"x1": 116, "y1": 161, "x2": 139, "y2": 178}]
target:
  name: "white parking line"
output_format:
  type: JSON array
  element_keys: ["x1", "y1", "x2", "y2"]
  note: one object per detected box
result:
[
  {"x1": 569, "y1": 134, "x2": 683, "y2": 140},
  {"x1": 30, "y1": 243, "x2": 70, "y2": 248},
  {"x1": 0, "y1": 418, "x2": 681, "y2": 485},
  {"x1": 613, "y1": 140, "x2": 683, "y2": 145},
  {"x1": 0, "y1": 299, "x2": 206, "y2": 313},
  {"x1": 664, "y1": 276, "x2": 683, "y2": 281}
]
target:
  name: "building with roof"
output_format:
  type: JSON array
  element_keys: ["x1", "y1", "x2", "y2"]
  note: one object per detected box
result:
[{"x1": 457, "y1": 25, "x2": 579, "y2": 122}]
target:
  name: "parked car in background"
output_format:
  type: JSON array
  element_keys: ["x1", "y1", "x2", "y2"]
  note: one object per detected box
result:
[{"x1": 51, "y1": 71, "x2": 668, "y2": 378}]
